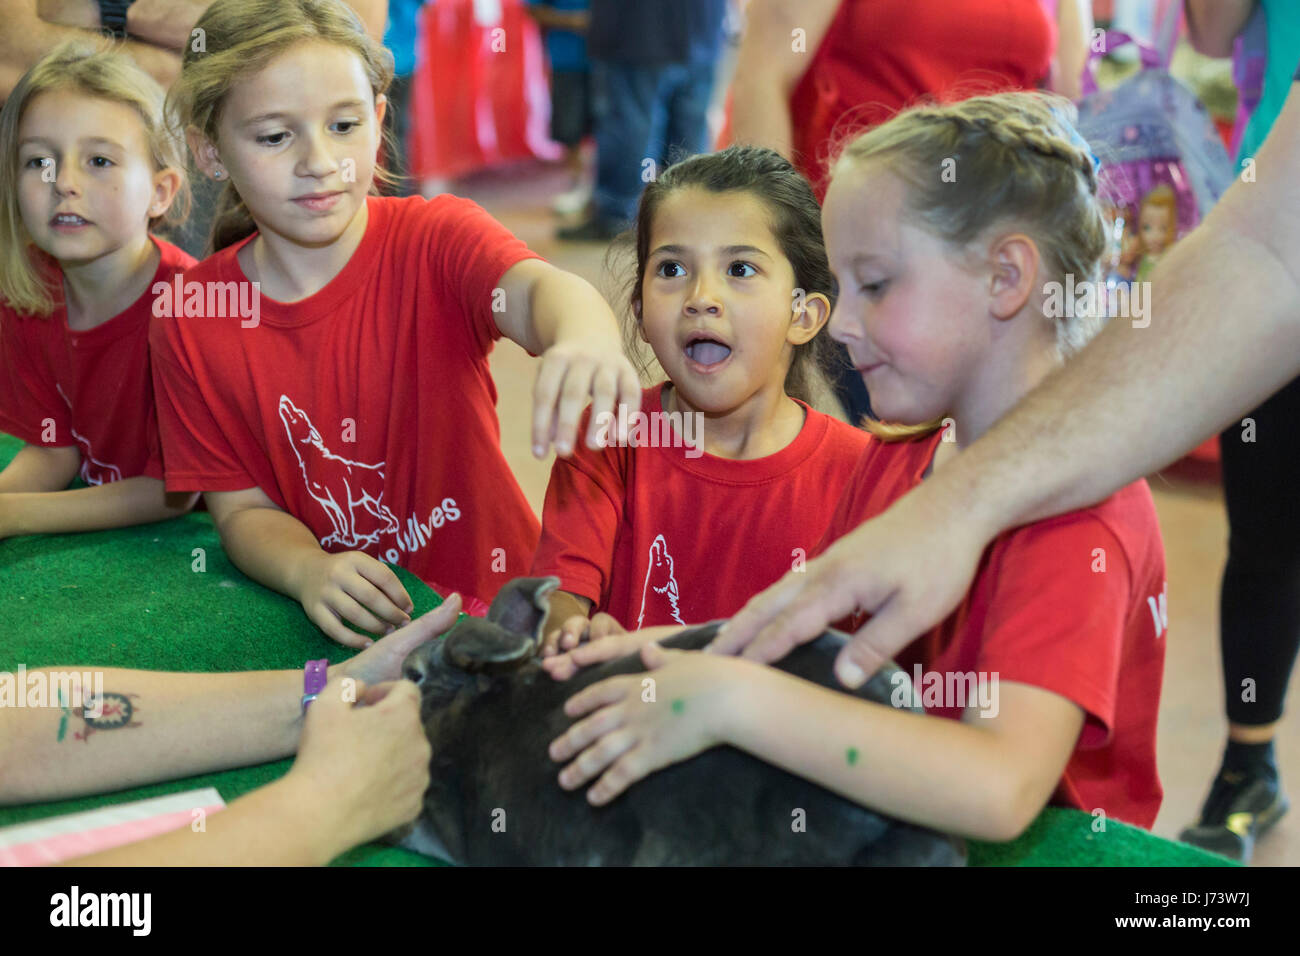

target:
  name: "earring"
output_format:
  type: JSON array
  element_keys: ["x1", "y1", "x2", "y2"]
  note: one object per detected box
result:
[{"x1": 213, "y1": 169, "x2": 225, "y2": 180}]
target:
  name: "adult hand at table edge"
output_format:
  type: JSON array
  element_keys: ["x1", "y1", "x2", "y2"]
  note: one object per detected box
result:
[
  {"x1": 709, "y1": 480, "x2": 992, "y2": 688},
  {"x1": 338, "y1": 593, "x2": 464, "y2": 686},
  {"x1": 287, "y1": 675, "x2": 431, "y2": 860}
]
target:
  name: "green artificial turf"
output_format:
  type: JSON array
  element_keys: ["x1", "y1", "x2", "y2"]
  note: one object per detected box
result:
[{"x1": 0, "y1": 430, "x2": 1232, "y2": 866}]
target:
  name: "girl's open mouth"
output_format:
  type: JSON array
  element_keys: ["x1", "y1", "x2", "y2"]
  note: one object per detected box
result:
[{"x1": 683, "y1": 333, "x2": 732, "y2": 373}]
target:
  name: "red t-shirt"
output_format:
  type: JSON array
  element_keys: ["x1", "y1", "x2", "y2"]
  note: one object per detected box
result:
[
  {"x1": 149, "y1": 195, "x2": 542, "y2": 608},
  {"x1": 530, "y1": 382, "x2": 873, "y2": 628},
  {"x1": 816, "y1": 431, "x2": 1167, "y2": 829},
  {"x1": 790, "y1": 0, "x2": 1054, "y2": 196},
  {"x1": 0, "y1": 237, "x2": 194, "y2": 484}
]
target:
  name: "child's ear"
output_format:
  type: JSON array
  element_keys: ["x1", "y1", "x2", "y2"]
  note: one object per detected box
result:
[
  {"x1": 988, "y1": 233, "x2": 1039, "y2": 321},
  {"x1": 147, "y1": 167, "x2": 184, "y2": 222},
  {"x1": 186, "y1": 127, "x2": 226, "y2": 183},
  {"x1": 373, "y1": 92, "x2": 388, "y2": 129},
  {"x1": 787, "y1": 290, "x2": 830, "y2": 345}
]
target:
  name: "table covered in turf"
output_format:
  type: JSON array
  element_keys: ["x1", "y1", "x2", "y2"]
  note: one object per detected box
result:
[{"x1": 0, "y1": 432, "x2": 1231, "y2": 866}]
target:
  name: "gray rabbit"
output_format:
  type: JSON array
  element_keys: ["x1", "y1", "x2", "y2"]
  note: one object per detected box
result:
[{"x1": 397, "y1": 576, "x2": 965, "y2": 866}]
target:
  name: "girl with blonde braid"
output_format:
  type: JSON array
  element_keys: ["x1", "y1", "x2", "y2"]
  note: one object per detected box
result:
[{"x1": 547, "y1": 93, "x2": 1168, "y2": 840}]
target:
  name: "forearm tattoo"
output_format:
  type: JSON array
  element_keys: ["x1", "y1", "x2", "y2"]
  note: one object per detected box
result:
[{"x1": 56, "y1": 689, "x2": 142, "y2": 743}]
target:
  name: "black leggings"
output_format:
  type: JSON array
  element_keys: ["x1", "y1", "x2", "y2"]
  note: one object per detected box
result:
[{"x1": 1219, "y1": 373, "x2": 1300, "y2": 726}]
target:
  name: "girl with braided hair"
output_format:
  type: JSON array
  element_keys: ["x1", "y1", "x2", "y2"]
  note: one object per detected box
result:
[{"x1": 545, "y1": 92, "x2": 1167, "y2": 841}]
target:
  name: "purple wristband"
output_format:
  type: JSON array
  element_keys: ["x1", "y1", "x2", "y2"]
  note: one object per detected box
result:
[{"x1": 302, "y1": 659, "x2": 329, "y2": 712}]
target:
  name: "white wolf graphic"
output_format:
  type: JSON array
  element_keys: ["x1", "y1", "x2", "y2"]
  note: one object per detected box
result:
[
  {"x1": 636, "y1": 534, "x2": 685, "y2": 628},
  {"x1": 70, "y1": 426, "x2": 122, "y2": 485},
  {"x1": 53, "y1": 385, "x2": 122, "y2": 485},
  {"x1": 278, "y1": 395, "x2": 399, "y2": 548}
]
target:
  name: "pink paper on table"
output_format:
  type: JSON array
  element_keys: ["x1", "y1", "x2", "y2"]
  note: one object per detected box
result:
[{"x1": 0, "y1": 789, "x2": 225, "y2": 866}]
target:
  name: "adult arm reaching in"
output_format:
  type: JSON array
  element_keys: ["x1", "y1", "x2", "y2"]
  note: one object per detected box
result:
[
  {"x1": 713, "y1": 79, "x2": 1300, "y2": 687},
  {"x1": 0, "y1": 595, "x2": 462, "y2": 865}
]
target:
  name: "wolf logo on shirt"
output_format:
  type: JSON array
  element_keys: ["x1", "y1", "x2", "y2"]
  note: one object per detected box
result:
[
  {"x1": 54, "y1": 384, "x2": 122, "y2": 485},
  {"x1": 636, "y1": 534, "x2": 685, "y2": 628},
  {"x1": 70, "y1": 427, "x2": 123, "y2": 485},
  {"x1": 278, "y1": 395, "x2": 400, "y2": 549}
]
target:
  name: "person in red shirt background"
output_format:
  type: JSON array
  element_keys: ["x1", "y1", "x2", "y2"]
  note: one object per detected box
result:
[
  {"x1": 0, "y1": 45, "x2": 198, "y2": 541},
  {"x1": 150, "y1": 0, "x2": 641, "y2": 648},
  {"x1": 545, "y1": 93, "x2": 1167, "y2": 837},
  {"x1": 729, "y1": 0, "x2": 1092, "y2": 197},
  {"x1": 726, "y1": 0, "x2": 1092, "y2": 426},
  {"x1": 531, "y1": 146, "x2": 870, "y2": 656}
]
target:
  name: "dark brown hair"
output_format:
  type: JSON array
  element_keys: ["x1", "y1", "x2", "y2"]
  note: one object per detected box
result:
[{"x1": 621, "y1": 145, "x2": 845, "y2": 405}]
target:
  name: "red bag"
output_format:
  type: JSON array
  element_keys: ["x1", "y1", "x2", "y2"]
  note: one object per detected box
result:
[{"x1": 408, "y1": 0, "x2": 560, "y2": 182}]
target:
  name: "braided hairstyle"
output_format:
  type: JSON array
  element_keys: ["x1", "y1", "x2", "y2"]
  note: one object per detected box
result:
[{"x1": 832, "y1": 91, "x2": 1108, "y2": 359}]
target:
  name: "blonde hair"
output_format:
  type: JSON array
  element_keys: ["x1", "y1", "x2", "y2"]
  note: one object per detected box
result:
[
  {"x1": 167, "y1": 0, "x2": 395, "y2": 254},
  {"x1": 830, "y1": 91, "x2": 1108, "y2": 441},
  {"x1": 0, "y1": 42, "x2": 189, "y2": 316}
]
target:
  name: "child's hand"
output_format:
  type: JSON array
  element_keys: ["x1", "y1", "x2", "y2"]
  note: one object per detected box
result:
[
  {"x1": 542, "y1": 622, "x2": 664, "y2": 682},
  {"x1": 548, "y1": 644, "x2": 742, "y2": 804},
  {"x1": 532, "y1": 339, "x2": 640, "y2": 458},
  {"x1": 540, "y1": 611, "x2": 625, "y2": 658},
  {"x1": 296, "y1": 551, "x2": 414, "y2": 648}
]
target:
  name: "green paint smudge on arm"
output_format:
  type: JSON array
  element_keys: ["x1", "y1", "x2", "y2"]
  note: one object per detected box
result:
[{"x1": 56, "y1": 687, "x2": 70, "y2": 742}]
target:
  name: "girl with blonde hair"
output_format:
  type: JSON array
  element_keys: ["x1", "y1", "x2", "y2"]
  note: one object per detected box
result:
[{"x1": 0, "y1": 43, "x2": 197, "y2": 540}]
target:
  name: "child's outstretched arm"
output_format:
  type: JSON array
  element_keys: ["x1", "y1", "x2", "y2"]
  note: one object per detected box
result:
[
  {"x1": 550, "y1": 647, "x2": 1084, "y2": 842},
  {"x1": 494, "y1": 259, "x2": 641, "y2": 459},
  {"x1": 205, "y1": 486, "x2": 413, "y2": 648}
]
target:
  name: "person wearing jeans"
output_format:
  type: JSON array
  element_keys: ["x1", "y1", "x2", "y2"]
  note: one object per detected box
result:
[{"x1": 559, "y1": 0, "x2": 725, "y2": 240}]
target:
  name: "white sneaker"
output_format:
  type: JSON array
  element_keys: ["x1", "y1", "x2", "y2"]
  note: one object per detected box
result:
[{"x1": 552, "y1": 183, "x2": 593, "y2": 216}]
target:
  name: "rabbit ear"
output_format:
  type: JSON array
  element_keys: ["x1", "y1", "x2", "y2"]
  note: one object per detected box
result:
[
  {"x1": 485, "y1": 576, "x2": 561, "y2": 643},
  {"x1": 444, "y1": 620, "x2": 536, "y2": 674},
  {"x1": 443, "y1": 577, "x2": 561, "y2": 674}
]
